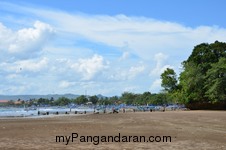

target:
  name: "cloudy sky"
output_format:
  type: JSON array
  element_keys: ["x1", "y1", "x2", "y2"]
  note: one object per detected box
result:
[{"x1": 0, "y1": 0, "x2": 226, "y2": 96}]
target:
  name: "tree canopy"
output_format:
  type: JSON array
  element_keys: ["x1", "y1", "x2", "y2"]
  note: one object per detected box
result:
[
  {"x1": 173, "y1": 41, "x2": 226, "y2": 109},
  {"x1": 161, "y1": 68, "x2": 178, "y2": 92},
  {"x1": 158, "y1": 41, "x2": 226, "y2": 109}
]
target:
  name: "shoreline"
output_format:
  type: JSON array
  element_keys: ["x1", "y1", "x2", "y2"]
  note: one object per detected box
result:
[
  {"x1": 0, "y1": 109, "x2": 225, "y2": 120},
  {"x1": 0, "y1": 112, "x2": 91, "y2": 120}
]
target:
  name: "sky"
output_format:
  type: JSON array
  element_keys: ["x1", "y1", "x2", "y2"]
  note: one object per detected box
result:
[{"x1": 0, "y1": 0, "x2": 226, "y2": 96}]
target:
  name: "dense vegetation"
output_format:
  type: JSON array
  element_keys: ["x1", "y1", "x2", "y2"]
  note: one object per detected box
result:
[
  {"x1": 3, "y1": 92, "x2": 170, "y2": 107},
  {"x1": 3, "y1": 41, "x2": 225, "y2": 109},
  {"x1": 162, "y1": 41, "x2": 226, "y2": 109}
]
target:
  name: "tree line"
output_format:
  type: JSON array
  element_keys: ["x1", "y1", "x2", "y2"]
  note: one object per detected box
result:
[
  {"x1": 4, "y1": 92, "x2": 173, "y2": 107},
  {"x1": 161, "y1": 41, "x2": 226, "y2": 109}
]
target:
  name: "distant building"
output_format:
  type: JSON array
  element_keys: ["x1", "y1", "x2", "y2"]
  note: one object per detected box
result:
[
  {"x1": 0, "y1": 100, "x2": 9, "y2": 104},
  {"x1": 14, "y1": 100, "x2": 24, "y2": 105},
  {"x1": 86, "y1": 102, "x2": 93, "y2": 105},
  {"x1": 0, "y1": 99, "x2": 25, "y2": 105}
]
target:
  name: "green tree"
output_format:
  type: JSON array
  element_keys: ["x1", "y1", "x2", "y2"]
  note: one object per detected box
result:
[
  {"x1": 74, "y1": 95, "x2": 88, "y2": 105},
  {"x1": 98, "y1": 97, "x2": 113, "y2": 105},
  {"x1": 179, "y1": 41, "x2": 226, "y2": 105},
  {"x1": 109, "y1": 96, "x2": 119, "y2": 104},
  {"x1": 149, "y1": 93, "x2": 167, "y2": 105},
  {"x1": 179, "y1": 62, "x2": 206, "y2": 103},
  {"x1": 205, "y1": 57, "x2": 226, "y2": 103},
  {"x1": 54, "y1": 97, "x2": 71, "y2": 106},
  {"x1": 121, "y1": 92, "x2": 137, "y2": 104},
  {"x1": 7, "y1": 100, "x2": 15, "y2": 106},
  {"x1": 161, "y1": 68, "x2": 178, "y2": 92},
  {"x1": 37, "y1": 98, "x2": 51, "y2": 105},
  {"x1": 89, "y1": 95, "x2": 99, "y2": 105},
  {"x1": 138, "y1": 92, "x2": 151, "y2": 105}
]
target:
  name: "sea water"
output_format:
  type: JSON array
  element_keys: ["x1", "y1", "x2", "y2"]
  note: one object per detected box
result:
[
  {"x1": 0, "y1": 107, "x2": 37, "y2": 117},
  {"x1": 0, "y1": 107, "x2": 94, "y2": 117},
  {"x1": 0, "y1": 105, "x2": 137, "y2": 117}
]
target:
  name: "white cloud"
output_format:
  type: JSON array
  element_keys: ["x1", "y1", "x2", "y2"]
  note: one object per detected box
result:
[
  {"x1": 150, "y1": 79, "x2": 162, "y2": 93},
  {"x1": 119, "y1": 51, "x2": 130, "y2": 60},
  {"x1": 71, "y1": 54, "x2": 108, "y2": 80},
  {"x1": 59, "y1": 80, "x2": 76, "y2": 88},
  {"x1": 123, "y1": 85, "x2": 139, "y2": 93},
  {"x1": 6, "y1": 74, "x2": 18, "y2": 79},
  {"x1": 17, "y1": 57, "x2": 48, "y2": 72},
  {"x1": 128, "y1": 65, "x2": 145, "y2": 79},
  {"x1": 0, "y1": 21, "x2": 54, "y2": 60},
  {"x1": 27, "y1": 9, "x2": 226, "y2": 60},
  {"x1": 154, "y1": 52, "x2": 168, "y2": 61},
  {"x1": 150, "y1": 53, "x2": 173, "y2": 76},
  {"x1": 1, "y1": 2, "x2": 226, "y2": 95},
  {"x1": 1, "y1": 57, "x2": 48, "y2": 73},
  {"x1": 0, "y1": 85, "x2": 28, "y2": 95},
  {"x1": 108, "y1": 64, "x2": 145, "y2": 81}
]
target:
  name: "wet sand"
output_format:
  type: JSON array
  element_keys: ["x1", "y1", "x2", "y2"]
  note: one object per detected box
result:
[{"x1": 0, "y1": 111, "x2": 226, "y2": 150}]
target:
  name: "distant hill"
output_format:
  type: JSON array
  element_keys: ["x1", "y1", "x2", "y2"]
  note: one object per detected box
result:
[
  {"x1": 0, "y1": 94, "x2": 107, "y2": 101},
  {"x1": 0, "y1": 94, "x2": 80, "y2": 101}
]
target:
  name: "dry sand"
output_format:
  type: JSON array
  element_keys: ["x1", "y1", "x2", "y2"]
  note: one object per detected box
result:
[{"x1": 0, "y1": 111, "x2": 226, "y2": 150}]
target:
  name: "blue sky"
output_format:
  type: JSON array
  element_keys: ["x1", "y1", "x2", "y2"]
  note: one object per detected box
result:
[
  {"x1": 0, "y1": 0, "x2": 226, "y2": 96},
  {"x1": 2, "y1": 0, "x2": 225, "y2": 27}
]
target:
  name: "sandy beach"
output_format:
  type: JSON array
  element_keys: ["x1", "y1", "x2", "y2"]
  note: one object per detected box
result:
[{"x1": 0, "y1": 111, "x2": 226, "y2": 150}]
